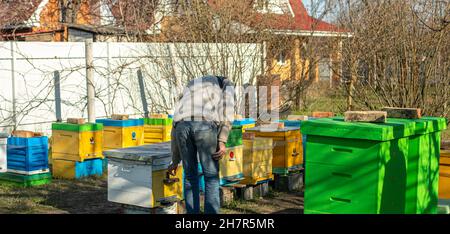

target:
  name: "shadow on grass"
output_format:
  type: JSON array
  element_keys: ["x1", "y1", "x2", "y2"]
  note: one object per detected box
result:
[{"x1": 0, "y1": 176, "x2": 122, "y2": 214}]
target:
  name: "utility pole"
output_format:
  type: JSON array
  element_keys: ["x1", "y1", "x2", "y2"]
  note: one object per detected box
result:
[{"x1": 85, "y1": 39, "x2": 95, "y2": 123}]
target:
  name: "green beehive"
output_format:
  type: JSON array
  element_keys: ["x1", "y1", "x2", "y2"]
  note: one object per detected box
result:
[
  {"x1": 301, "y1": 117, "x2": 416, "y2": 214},
  {"x1": 226, "y1": 126, "x2": 243, "y2": 147},
  {"x1": 388, "y1": 117, "x2": 447, "y2": 214}
]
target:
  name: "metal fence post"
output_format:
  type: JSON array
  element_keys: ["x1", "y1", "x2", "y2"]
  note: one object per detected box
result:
[
  {"x1": 54, "y1": 71, "x2": 62, "y2": 122},
  {"x1": 137, "y1": 69, "x2": 149, "y2": 118},
  {"x1": 85, "y1": 39, "x2": 96, "y2": 123},
  {"x1": 10, "y1": 41, "x2": 17, "y2": 130}
]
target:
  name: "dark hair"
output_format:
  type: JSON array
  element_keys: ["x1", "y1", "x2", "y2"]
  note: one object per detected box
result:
[{"x1": 216, "y1": 76, "x2": 227, "y2": 89}]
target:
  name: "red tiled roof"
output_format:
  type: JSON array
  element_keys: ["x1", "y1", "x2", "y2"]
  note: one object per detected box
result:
[
  {"x1": 209, "y1": 0, "x2": 347, "y2": 33},
  {"x1": 0, "y1": 0, "x2": 43, "y2": 28}
]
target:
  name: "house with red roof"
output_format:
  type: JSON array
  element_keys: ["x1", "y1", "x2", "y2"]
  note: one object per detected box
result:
[
  {"x1": 1, "y1": 0, "x2": 349, "y2": 84},
  {"x1": 0, "y1": 0, "x2": 129, "y2": 42}
]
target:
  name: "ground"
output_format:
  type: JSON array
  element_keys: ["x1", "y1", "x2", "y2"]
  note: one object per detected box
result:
[{"x1": 0, "y1": 176, "x2": 303, "y2": 214}]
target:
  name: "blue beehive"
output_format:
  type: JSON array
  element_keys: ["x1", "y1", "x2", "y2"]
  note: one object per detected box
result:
[{"x1": 7, "y1": 136, "x2": 49, "y2": 173}]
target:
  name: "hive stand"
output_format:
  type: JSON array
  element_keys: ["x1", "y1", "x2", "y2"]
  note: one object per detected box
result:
[
  {"x1": 220, "y1": 180, "x2": 272, "y2": 203},
  {"x1": 272, "y1": 170, "x2": 303, "y2": 192}
]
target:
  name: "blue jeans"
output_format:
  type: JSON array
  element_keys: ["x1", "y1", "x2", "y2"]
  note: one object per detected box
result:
[{"x1": 175, "y1": 121, "x2": 220, "y2": 214}]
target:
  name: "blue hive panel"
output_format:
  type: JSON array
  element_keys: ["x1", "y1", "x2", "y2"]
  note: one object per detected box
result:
[
  {"x1": 7, "y1": 136, "x2": 49, "y2": 172},
  {"x1": 96, "y1": 119, "x2": 144, "y2": 127}
]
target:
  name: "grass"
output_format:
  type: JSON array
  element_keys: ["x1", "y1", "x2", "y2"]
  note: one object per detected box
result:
[{"x1": 0, "y1": 176, "x2": 122, "y2": 214}]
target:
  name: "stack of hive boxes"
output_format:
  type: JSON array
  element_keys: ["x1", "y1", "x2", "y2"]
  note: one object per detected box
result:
[
  {"x1": 0, "y1": 131, "x2": 51, "y2": 187},
  {"x1": 240, "y1": 132, "x2": 274, "y2": 185},
  {"x1": 51, "y1": 120, "x2": 104, "y2": 179},
  {"x1": 219, "y1": 125, "x2": 244, "y2": 185},
  {"x1": 246, "y1": 125, "x2": 303, "y2": 175},
  {"x1": 143, "y1": 114, "x2": 172, "y2": 144},
  {"x1": 301, "y1": 115, "x2": 447, "y2": 214}
]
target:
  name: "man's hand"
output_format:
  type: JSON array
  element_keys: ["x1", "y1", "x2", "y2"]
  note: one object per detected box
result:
[
  {"x1": 213, "y1": 141, "x2": 226, "y2": 161},
  {"x1": 167, "y1": 163, "x2": 178, "y2": 176}
]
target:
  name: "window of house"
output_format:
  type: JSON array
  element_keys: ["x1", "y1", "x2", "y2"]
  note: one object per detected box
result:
[
  {"x1": 318, "y1": 59, "x2": 331, "y2": 80},
  {"x1": 255, "y1": 0, "x2": 269, "y2": 11},
  {"x1": 277, "y1": 50, "x2": 287, "y2": 66}
]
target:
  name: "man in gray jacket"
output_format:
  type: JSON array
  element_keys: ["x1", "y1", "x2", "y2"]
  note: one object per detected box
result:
[{"x1": 168, "y1": 75, "x2": 235, "y2": 214}]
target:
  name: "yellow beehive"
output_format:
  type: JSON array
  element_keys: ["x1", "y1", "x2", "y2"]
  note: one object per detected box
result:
[
  {"x1": 241, "y1": 138, "x2": 274, "y2": 185},
  {"x1": 51, "y1": 123, "x2": 104, "y2": 162},
  {"x1": 103, "y1": 126, "x2": 144, "y2": 150},
  {"x1": 219, "y1": 145, "x2": 244, "y2": 184},
  {"x1": 246, "y1": 127, "x2": 303, "y2": 175},
  {"x1": 440, "y1": 149, "x2": 450, "y2": 199},
  {"x1": 143, "y1": 125, "x2": 172, "y2": 144},
  {"x1": 96, "y1": 119, "x2": 145, "y2": 150},
  {"x1": 151, "y1": 167, "x2": 184, "y2": 208}
]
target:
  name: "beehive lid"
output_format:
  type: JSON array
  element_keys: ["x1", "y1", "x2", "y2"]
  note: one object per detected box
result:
[
  {"x1": 233, "y1": 118, "x2": 256, "y2": 126},
  {"x1": 246, "y1": 126, "x2": 300, "y2": 132},
  {"x1": 0, "y1": 133, "x2": 9, "y2": 138},
  {"x1": 52, "y1": 122, "x2": 103, "y2": 132},
  {"x1": 300, "y1": 117, "x2": 416, "y2": 141},
  {"x1": 388, "y1": 117, "x2": 447, "y2": 135},
  {"x1": 96, "y1": 118, "x2": 144, "y2": 127},
  {"x1": 103, "y1": 142, "x2": 172, "y2": 163},
  {"x1": 144, "y1": 118, "x2": 173, "y2": 126}
]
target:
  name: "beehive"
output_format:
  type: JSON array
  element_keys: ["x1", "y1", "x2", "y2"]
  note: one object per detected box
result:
[
  {"x1": 51, "y1": 122, "x2": 104, "y2": 162},
  {"x1": 440, "y1": 149, "x2": 450, "y2": 199},
  {"x1": 143, "y1": 118, "x2": 172, "y2": 144},
  {"x1": 52, "y1": 158, "x2": 104, "y2": 179},
  {"x1": 219, "y1": 145, "x2": 244, "y2": 185},
  {"x1": 241, "y1": 137, "x2": 274, "y2": 185},
  {"x1": 104, "y1": 142, "x2": 183, "y2": 208},
  {"x1": 301, "y1": 117, "x2": 447, "y2": 214},
  {"x1": 96, "y1": 118, "x2": 144, "y2": 150},
  {"x1": 7, "y1": 136, "x2": 49, "y2": 174},
  {"x1": 246, "y1": 126, "x2": 303, "y2": 175}
]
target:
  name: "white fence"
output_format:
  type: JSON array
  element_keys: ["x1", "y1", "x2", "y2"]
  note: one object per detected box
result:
[{"x1": 0, "y1": 42, "x2": 263, "y2": 134}]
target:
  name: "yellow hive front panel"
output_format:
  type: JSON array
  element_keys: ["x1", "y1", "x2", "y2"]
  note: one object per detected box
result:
[
  {"x1": 284, "y1": 135, "x2": 303, "y2": 169},
  {"x1": 144, "y1": 125, "x2": 172, "y2": 144},
  {"x1": 52, "y1": 159, "x2": 76, "y2": 179},
  {"x1": 103, "y1": 127, "x2": 123, "y2": 150},
  {"x1": 442, "y1": 150, "x2": 450, "y2": 164},
  {"x1": 219, "y1": 146, "x2": 244, "y2": 179},
  {"x1": 439, "y1": 164, "x2": 450, "y2": 199},
  {"x1": 249, "y1": 129, "x2": 303, "y2": 172},
  {"x1": 243, "y1": 162, "x2": 272, "y2": 179},
  {"x1": 52, "y1": 130, "x2": 104, "y2": 161},
  {"x1": 151, "y1": 166, "x2": 183, "y2": 208},
  {"x1": 243, "y1": 138, "x2": 273, "y2": 163},
  {"x1": 122, "y1": 126, "x2": 144, "y2": 148}
]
